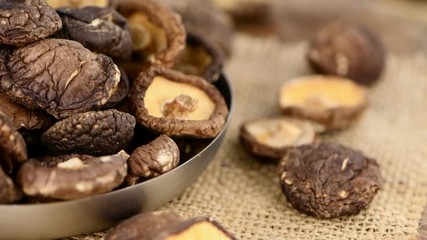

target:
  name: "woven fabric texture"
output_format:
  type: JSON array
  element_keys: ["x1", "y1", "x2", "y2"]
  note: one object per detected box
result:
[
  {"x1": 160, "y1": 35, "x2": 427, "y2": 240},
  {"x1": 72, "y1": 34, "x2": 427, "y2": 240}
]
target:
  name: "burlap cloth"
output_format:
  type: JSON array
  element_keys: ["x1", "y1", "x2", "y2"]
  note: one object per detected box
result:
[
  {"x1": 157, "y1": 35, "x2": 427, "y2": 240},
  {"x1": 71, "y1": 33, "x2": 427, "y2": 239}
]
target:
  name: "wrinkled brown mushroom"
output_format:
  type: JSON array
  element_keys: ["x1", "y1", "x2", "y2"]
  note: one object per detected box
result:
[
  {"x1": 279, "y1": 75, "x2": 368, "y2": 130},
  {"x1": 116, "y1": 0, "x2": 186, "y2": 67},
  {"x1": 0, "y1": 92, "x2": 53, "y2": 131},
  {"x1": 278, "y1": 142, "x2": 383, "y2": 219},
  {"x1": 17, "y1": 151, "x2": 129, "y2": 200},
  {"x1": 240, "y1": 117, "x2": 316, "y2": 160},
  {"x1": 56, "y1": 6, "x2": 133, "y2": 59},
  {"x1": 130, "y1": 66, "x2": 228, "y2": 138},
  {"x1": 0, "y1": 0, "x2": 62, "y2": 46},
  {"x1": 105, "y1": 211, "x2": 237, "y2": 240},
  {"x1": 0, "y1": 38, "x2": 121, "y2": 119},
  {"x1": 0, "y1": 166, "x2": 22, "y2": 204},
  {"x1": 161, "y1": 0, "x2": 234, "y2": 57},
  {"x1": 126, "y1": 134, "x2": 179, "y2": 185},
  {"x1": 45, "y1": 0, "x2": 110, "y2": 9},
  {"x1": 41, "y1": 109, "x2": 135, "y2": 156},
  {"x1": 307, "y1": 21, "x2": 386, "y2": 85},
  {"x1": 0, "y1": 110, "x2": 27, "y2": 173},
  {"x1": 174, "y1": 32, "x2": 224, "y2": 83}
]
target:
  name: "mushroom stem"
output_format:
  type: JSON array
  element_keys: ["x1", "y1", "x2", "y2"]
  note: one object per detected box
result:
[{"x1": 162, "y1": 94, "x2": 198, "y2": 119}]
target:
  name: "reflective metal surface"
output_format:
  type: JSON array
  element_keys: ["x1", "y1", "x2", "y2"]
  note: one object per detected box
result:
[{"x1": 0, "y1": 75, "x2": 233, "y2": 239}]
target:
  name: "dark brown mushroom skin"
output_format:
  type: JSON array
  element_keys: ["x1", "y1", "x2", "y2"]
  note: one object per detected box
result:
[
  {"x1": 307, "y1": 21, "x2": 386, "y2": 85},
  {"x1": 0, "y1": 166, "x2": 22, "y2": 204},
  {"x1": 17, "y1": 151, "x2": 129, "y2": 200},
  {"x1": 41, "y1": 109, "x2": 136, "y2": 156},
  {"x1": 126, "y1": 134, "x2": 179, "y2": 185},
  {"x1": 278, "y1": 142, "x2": 383, "y2": 219},
  {"x1": 130, "y1": 66, "x2": 228, "y2": 138},
  {"x1": 0, "y1": 0, "x2": 62, "y2": 46},
  {"x1": 0, "y1": 38, "x2": 121, "y2": 119},
  {"x1": 56, "y1": 6, "x2": 133, "y2": 59},
  {"x1": 0, "y1": 92, "x2": 53, "y2": 131},
  {"x1": 105, "y1": 211, "x2": 183, "y2": 240},
  {"x1": 0, "y1": 110, "x2": 27, "y2": 173},
  {"x1": 174, "y1": 32, "x2": 224, "y2": 83}
]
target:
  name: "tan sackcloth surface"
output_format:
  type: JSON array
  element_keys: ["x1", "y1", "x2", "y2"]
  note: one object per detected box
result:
[
  {"x1": 71, "y1": 33, "x2": 427, "y2": 239},
  {"x1": 159, "y1": 36, "x2": 427, "y2": 239}
]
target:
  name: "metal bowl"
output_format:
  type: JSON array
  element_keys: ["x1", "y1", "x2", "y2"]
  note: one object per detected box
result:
[{"x1": 0, "y1": 75, "x2": 233, "y2": 239}]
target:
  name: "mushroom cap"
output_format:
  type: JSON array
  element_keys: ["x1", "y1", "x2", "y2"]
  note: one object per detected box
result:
[
  {"x1": 130, "y1": 66, "x2": 228, "y2": 138},
  {"x1": 17, "y1": 151, "x2": 129, "y2": 200},
  {"x1": 174, "y1": 32, "x2": 224, "y2": 83},
  {"x1": 117, "y1": 0, "x2": 186, "y2": 67},
  {"x1": 41, "y1": 109, "x2": 136, "y2": 156},
  {"x1": 278, "y1": 142, "x2": 383, "y2": 219},
  {"x1": 307, "y1": 21, "x2": 386, "y2": 85},
  {"x1": 57, "y1": 6, "x2": 133, "y2": 59},
  {"x1": 0, "y1": 0, "x2": 62, "y2": 46},
  {"x1": 0, "y1": 39, "x2": 121, "y2": 119},
  {"x1": 240, "y1": 117, "x2": 316, "y2": 160},
  {"x1": 279, "y1": 75, "x2": 368, "y2": 130}
]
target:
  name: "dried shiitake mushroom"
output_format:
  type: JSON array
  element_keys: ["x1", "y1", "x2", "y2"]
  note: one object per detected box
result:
[
  {"x1": 164, "y1": 0, "x2": 234, "y2": 57},
  {"x1": 0, "y1": 0, "x2": 62, "y2": 46},
  {"x1": 56, "y1": 6, "x2": 133, "y2": 59},
  {"x1": 105, "y1": 211, "x2": 237, "y2": 240},
  {"x1": 0, "y1": 38, "x2": 121, "y2": 119},
  {"x1": 130, "y1": 66, "x2": 228, "y2": 138},
  {"x1": 0, "y1": 166, "x2": 22, "y2": 204},
  {"x1": 277, "y1": 142, "x2": 383, "y2": 219},
  {"x1": 240, "y1": 117, "x2": 316, "y2": 160},
  {"x1": 46, "y1": 0, "x2": 110, "y2": 8},
  {"x1": 41, "y1": 109, "x2": 135, "y2": 156},
  {"x1": 116, "y1": 0, "x2": 186, "y2": 67},
  {"x1": 17, "y1": 151, "x2": 129, "y2": 200},
  {"x1": 126, "y1": 134, "x2": 179, "y2": 185},
  {"x1": 279, "y1": 75, "x2": 368, "y2": 130},
  {"x1": 307, "y1": 21, "x2": 386, "y2": 85},
  {"x1": 0, "y1": 110, "x2": 27, "y2": 173},
  {"x1": 0, "y1": 92, "x2": 53, "y2": 131},
  {"x1": 174, "y1": 32, "x2": 224, "y2": 83}
]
